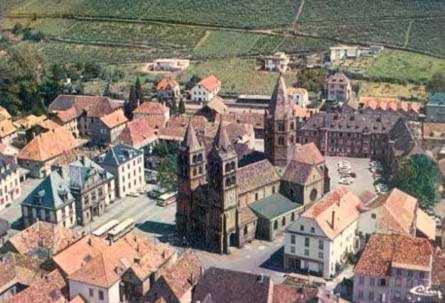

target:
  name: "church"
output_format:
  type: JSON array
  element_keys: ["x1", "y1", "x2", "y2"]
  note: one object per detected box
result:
[{"x1": 176, "y1": 75, "x2": 330, "y2": 254}]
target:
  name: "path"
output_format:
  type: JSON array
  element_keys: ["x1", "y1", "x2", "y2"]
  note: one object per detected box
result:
[
  {"x1": 403, "y1": 20, "x2": 414, "y2": 48},
  {"x1": 292, "y1": 0, "x2": 305, "y2": 32},
  {"x1": 194, "y1": 30, "x2": 210, "y2": 49}
]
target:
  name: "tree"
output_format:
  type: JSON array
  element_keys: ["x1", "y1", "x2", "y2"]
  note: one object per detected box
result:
[
  {"x1": 427, "y1": 72, "x2": 445, "y2": 93},
  {"x1": 178, "y1": 98, "x2": 186, "y2": 114},
  {"x1": 393, "y1": 154, "x2": 439, "y2": 210},
  {"x1": 125, "y1": 85, "x2": 138, "y2": 118},
  {"x1": 185, "y1": 75, "x2": 201, "y2": 90},
  {"x1": 135, "y1": 77, "x2": 143, "y2": 102},
  {"x1": 103, "y1": 82, "x2": 111, "y2": 97}
]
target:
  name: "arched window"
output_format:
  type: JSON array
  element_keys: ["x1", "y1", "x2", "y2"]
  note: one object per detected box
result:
[
  {"x1": 230, "y1": 161, "x2": 236, "y2": 170},
  {"x1": 225, "y1": 163, "x2": 231, "y2": 172},
  {"x1": 192, "y1": 168, "x2": 197, "y2": 176},
  {"x1": 310, "y1": 189, "x2": 318, "y2": 201},
  {"x1": 225, "y1": 178, "x2": 231, "y2": 186},
  {"x1": 198, "y1": 166, "x2": 203, "y2": 174}
]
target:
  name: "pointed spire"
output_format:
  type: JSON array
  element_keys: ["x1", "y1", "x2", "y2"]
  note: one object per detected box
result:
[
  {"x1": 183, "y1": 121, "x2": 201, "y2": 152},
  {"x1": 269, "y1": 74, "x2": 292, "y2": 119},
  {"x1": 214, "y1": 121, "x2": 232, "y2": 152}
]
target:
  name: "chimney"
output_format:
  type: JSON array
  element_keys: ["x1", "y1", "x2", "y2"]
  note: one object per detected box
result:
[
  {"x1": 331, "y1": 211, "x2": 335, "y2": 229},
  {"x1": 87, "y1": 238, "x2": 92, "y2": 246},
  {"x1": 134, "y1": 257, "x2": 140, "y2": 264}
]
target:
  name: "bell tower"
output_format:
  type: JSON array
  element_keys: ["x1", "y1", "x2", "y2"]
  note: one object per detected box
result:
[
  {"x1": 176, "y1": 122, "x2": 206, "y2": 235},
  {"x1": 265, "y1": 75, "x2": 296, "y2": 167}
]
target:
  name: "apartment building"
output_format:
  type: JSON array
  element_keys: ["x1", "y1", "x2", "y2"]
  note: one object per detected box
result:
[
  {"x1": 190, "y1": 75, "x2": 221, "y2": 102},
  {"x1": 325, "y1": 72, "x2": 352, "y2": 103},
  {"x1": 0, "y1": 154, "x2": 21, "y2": 211},
  {"x1": 95, "y1": 144, "x2": 145, "y2": 198}
]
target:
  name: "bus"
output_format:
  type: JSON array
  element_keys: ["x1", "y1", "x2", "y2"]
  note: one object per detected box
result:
[
  {"x1": 107, "y1": 218, "x2": 135, "y2": 242},
  {"x1": 92, "y1": 219, "x2": 119, "y2": 237},
  {"x1": 157, "y1": 192, "x2": 177, "y2": 207}
]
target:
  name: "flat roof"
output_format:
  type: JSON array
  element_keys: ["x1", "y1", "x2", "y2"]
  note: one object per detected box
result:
[{"x1": 249, "y1": 193, "x2": 301, "y2": 220}]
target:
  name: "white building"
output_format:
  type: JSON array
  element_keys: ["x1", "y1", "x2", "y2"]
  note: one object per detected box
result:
[
  {"x1": 95, "y1": 144, "x2": 145, "y2": 198},
  {"x1": 263, "y1": 52, "x2": 290, "y2": 72},
  {"x1": 0, "y1": 154, "x2": 21, "y2": 211},
  {"x1": 288, "y1": 87, "x2": 310, "y2": 108},
  {"x1": 152, "y1": 58, "x2": 190, "y2": 72},
  {"x1": 191, "y1": 75, "x2": 221, "y2": 103},
  {"x1": 284, "y1": 187, "x2": 361, "y2": 279}
]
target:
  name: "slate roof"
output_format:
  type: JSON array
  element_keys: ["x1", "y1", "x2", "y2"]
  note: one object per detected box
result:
[
  {"x1": 354, "y1": 233, "x2": 433, "y2": 277},
  {"x1": 427, "y1": 92, "x2": 445, "y2": 106},
  {"x1": 95, "y1": 144, "x2": 143, "y2": 167},
  {"x1": 0, "y1": 218, "x2": 10, "y2": 236},
  {"x1": 22, "y1": 170, "x2": 74, "y2": 210},
  {"x1": 67, "y1": 157, "x2": 114, "y2": 190},
  {"x1": 249, "y1": 193, "x2": 300, "y2": 220},
  {"x1": 193, "y1": 267, "x2": 272, "y2": 303},
  {"x1": 237, "y1": 159, "x2": 279, "y2": 195}
]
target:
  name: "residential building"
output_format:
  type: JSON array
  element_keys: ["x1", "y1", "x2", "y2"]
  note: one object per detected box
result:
[
  {"x1": 95, "y1": 144, "x2": 145, "y2": 198},
  {"x1": 0, "y1": 218, "x2": 9, "y2": 246},
  {"x1": 358, "y1": 188, "x2": 436, "y2": 241},
  {"x1": 18, "y1": 127, "x2": 81, "y2": 178},
  {"x1": 193, "y1": 267, "x2": 273, "y2": 303},
  {"x1": 50, "y1": 106, "x2": 80, "y2": 138},
  {"x1": 0, "y1": 119, "x2": 17, "y2": 144},
  {"x1": 52, "y1": 232, "x2": 176, "y2": 303},
  {"x1": 329, "y1": 44, "x2": 384, "y2": 62},
  {"x1": 426, "y1": 92, "x2": 445, "y2": 122},
  {"x1": 21, "y1": 170, "x2": 77, "y2": 228},
  {"x1": 133, "y1": 101, "x2": 170, "y2": 125},
  {"x1": 156, "y1": 77, "x2": 181, "y2": 100},
  {"x1": 66, "y1": 157, "x2": 116, "y2": 226},
  {"x1": 177, "y1": 75, "x2": 328, "y2": 254},
  {"x1": 262, "y1": 52, "x2": 290, "y2": 72},
  {"x1": 0, "y1": 253, "x2": 45, "y2": 301},
  {"x1": 145, "y1": 250, "x2": 202, "y2": 303},
  {"x1": 190, "y1": 75, "x2": 221, "y2": 102},
  {"x1": 0, "y1": 154, "x2": 21, "y2": 211},
  {"x1": 48, "y1": 95, "x2": 124, "y2": 138},
  {"x1": 284, "y1": 187, "x2": 361, "y2": 279},
  {"x1": 353, "y1": 233, "x2": 433, "y2": 303},
  {"x1": 152, "y1": 58, "x2": 190, "y2": 72},
  {"x1": 3, "y1": 221, "x2": 80, "y2": 262},
  {"x1": 325, "y1": 72, "x2": 352, "y2": 102},
  {"x1": 90, "y1": 109, "x2": 128, "y2": 146},
  {"x1": 288, "y1": 87, "x2": 309, "y2": 108},
  {"x1": 5, "y1": 269, "x2": 67, "y2": 303}
]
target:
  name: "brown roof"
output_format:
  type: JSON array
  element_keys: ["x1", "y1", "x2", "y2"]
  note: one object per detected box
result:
[
  {"x1": 273, "y1": 284, "x2": 318, "y2": 303},
  {"x1": 53, "y1": 107, "x2": 79, "y2": 123},
  {"x1": 269, "y1": 75, "x2": 293, "y2": 120},
  {"x1": 302, "y1": 187, "x2": 361, "y2": 239},
  {"x1": 367, "y1": 188, "x2": 417, "y2": 235},
  {"x1": 156, "y1": 78, "x2": 179, "y2": 91},
  {"x1": 134, "y1": 102, "x2": 168, "y2": 116},
  {"x1": 193, "y1": 267, "x2": 273, "y2": 303},
  {"x1": 147, "y1": 250, "x2": 202, "y2": 302},
  {"x1": 49, "y1": 95, "x2": 119, "y2": 118},
  {"x1": 416, "y1": 208, "x2": 436, "y2": 240},
  {"x1": 432, "y1": 252, "x2": 445, "y2": 288},
  {"x1": 198, "y1": 75, "x2": 220, "y2": 92},
  {"x1": 8, "y1": 221, "x2": 81, "y2": 258},
  {"x1": 354, "y1": 233, "x2": 433, "y2": 277},
  {"x1": 118, "y1": 117, "x2": 158, "y2": 149},
  {"x1": 206, "y1": 96, "x2": 228, "y2": 115},
  {"x1": 6, "y1": 270, "x2": 67, "y2": 303},
  {"x1": 222, "y1": 111, "x2": 264, "y2": 129},
  {"x1": 0, "y1": 119, "x2": 17, "y2": 138},
  {"x1": 0, "y1": 253, "x2": 44, "y2": 292},
  {"x1": 99, "y1": 109, "x2": 128, "y2": 129},
  {"x1": 291, "y1": 143, "x2": 325, "y2": 165},
  {"x1": 158, "y1": 126, "x2": 185, "y2": 141},
  {"x1": 18, "y1": 127, "x2": 80, "y2": 162},
  {"x1": 38, "y1": 119, "x2": 61, "y2": 131},
  {"x1": 69, "y1": 295, "x2": 86, "y2": 303},
  {"x1": 282, "y1": 161, "x2": 322, "y2": 185},
  {"x1": 237, "y1": 159, "x2": 280, "y2": 195},
  {"x1": 326, "y1": 72, "x2": 350, "y2": 84},
  {"x1": 58, "y1": 232, "x2": 174, "y2": 287}
]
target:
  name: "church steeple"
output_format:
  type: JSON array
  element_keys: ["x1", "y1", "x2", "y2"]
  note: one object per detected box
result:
[
  {"x1": 269, "y1": 74, "x2": 293, "y2": 119},
  {"x1": 183, "y1": 122, "x2": 201, "y2": 152},
  {"x1": 213, "y1": 121, "x2": 233, "y2": 153}
]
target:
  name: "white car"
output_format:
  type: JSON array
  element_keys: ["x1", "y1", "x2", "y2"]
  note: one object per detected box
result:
[{"x1": 339, "y1": 178, "x2": 353, "y2": 185}]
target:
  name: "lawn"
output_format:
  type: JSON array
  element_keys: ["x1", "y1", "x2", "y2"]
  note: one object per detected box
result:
[{"x1": 357, "y1": 81, "x2": 427, "y2": 101}]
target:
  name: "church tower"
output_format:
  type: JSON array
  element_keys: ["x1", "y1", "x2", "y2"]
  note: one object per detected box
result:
[
  {"x1": 208, "y1": 122, "x2": 238, "y2": 253},
  {"x1": 176, "y1": 122, "x2": 206, "y2": 235},
  {"x1": 265, "y1": 75, "x2": 296, "y2": 167}
]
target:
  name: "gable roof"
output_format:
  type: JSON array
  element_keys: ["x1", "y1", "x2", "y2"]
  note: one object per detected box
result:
[
  {"x1": 22, "y1": 170, "x2": 74, "y2": 210},
  {"x1": 134, "y1": 102, "x2": 168, "y2": 116},
  {"x1": 354, "y1": 233, "x2": 432, "y2": 277},
  {"x1": 193, "y1": 267, "x2": 272, "y2": 303},
  {"x1": 291, "y1": 143, "x2": 325, "y2": 165},
  {"x1": 49, "y1": 95, "x2": 120, "y2": 118},
  {"x1": 67, "y1": 157, "x2": 114, "y2": 190},
  {"x1": 156, "y1": 78, "x2": 179, "y2": 91},
  {"x1": 18, "y1": 127, "x2": 79, "y2": 162},
  {"x1": 296, "y1": 187, "x2": 361, "y2": 239},
  {"x1": 206, "y1": 96, "x2": 228, "y2": 115},
  {"x1": 99, "y1": 109, "x2": 128, "y2": 129},
  {"x1": 416, "y1": 208, "x2": 436, "y2": 240},
  {"x1": 7, "y1": 221, "x2": 81, "y2": 258},
  {"x1": 14, "y1": 115, "x2": 47, "y2": 130},
  {"x1": 250, "y1": 194, "x2": 301, "y2": 220},
  {"x1": 282, "y1": 161, "x2": 322, "y2": 185},
  {"x1": 197, "y1": 75, "x2": 220, "y2": 92},
  {"x1": 237, "y1": 159, "x2": 279, "y2": 195},
  {"x1": 117, "y1": 117, "x2": 158, "y2": 149},
  {"x1": 360, "y1": 97, "x2": 421, "y2": 113}
]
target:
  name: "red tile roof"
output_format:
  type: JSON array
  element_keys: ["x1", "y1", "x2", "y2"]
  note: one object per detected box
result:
[
  {"x1": 0, "y1": 253, "x2": 44, "y2": 292},
  {"x1": 134, "y1": 102, "x2": 169, "y2": 116},
  {"x1": 273, "y1": 284, "x2": 318, "y2": 303},
  {"x1": 354, "y1": 234, "x2": 433, "y2": 277},
  {"x1": 49, "y1": 95, "x2": 120, "y2": 118},
  {"x1": 156, "y1": 78, "x2": 179, "y2": 91},
  {"x1": 198, "y1": 75, "x2": 221, "y2": 92},
  {"x1": 360, "y1": 97, "x2": 421, "y2": 113},
  {"x1": 118, "y1": 117, "x2": 158, "y2": 148},
  {"x1": 18, "y1": 127, "x2": 80, "y2": 162},
  {"x1": 99, "y1": 109, "x2": 128, "y2": 129}
]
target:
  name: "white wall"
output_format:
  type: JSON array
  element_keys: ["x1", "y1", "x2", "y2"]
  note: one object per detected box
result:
[{"x1": 69, "y1": 279, "x2": 120, "y2": 303}]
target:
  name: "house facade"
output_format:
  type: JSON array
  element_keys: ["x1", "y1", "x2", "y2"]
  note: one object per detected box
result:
[
  {"x1": 288, "y1": 87, "x2": 309, "y2": 108},
  {"x1": 156, "y1": 77, "x2": 181, "y2": 100},
  {"x1": 91, "y1": 109, "x2": 128, "y2": 146},
  {"x1": 21, "y1": 169, "x2": 77, "y2": 228},
  {"x1": 0, "y1": 154, "x2": 21, "y2": 211},
  {"x1": 95, "y1": 144, "x2": 145, "y2": 198},
  {"x1": 191, "y1": 75, "x2": 221, "y2": 102},
  {"x1": 263, "y1": 52, "x2": 290, "y2": 72},
  {"x1": 353, "y1": 234, "x2": 433, "y2": 303},
  {"x1": 325, "y1": 72, "x2": 352, "y2": 102},
  {"x1": 284, "y1": 187, "x2": 361, "y2": 279}
]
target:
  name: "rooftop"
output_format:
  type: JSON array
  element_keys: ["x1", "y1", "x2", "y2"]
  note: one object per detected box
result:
[
  {"x1": 117, "y1": 117, "x2": 158, "y2": 149},
  {"x1": 95, "y1": 144, "x2": 143, "y2": 167},
  {"x1": 99, "y1": 109, "x2": 128, "y2": 129},
  {"x1": 197, "y1": 75, "x2": 221, "y2": 92},
  {"x1": 250, "y1": 193, "x2": 301, "y2": 220},
  {"x1": 49, "y1": 95, "x2": 121, "y2": 118},
  {"x1": 237, "y1": 159, "x2": 279, "y2": 196},
  {"x1": 134, "y1": 101, "x2": 169, "y2": 116},
  {"x1": 427, "y1": 92, "x2": 445, "y2": 106},
  {"x1": 0, "y1": 119, "x2": 17, "y2": 138},
  {"x1": 354, "y1": 233, "x2": 433, "y2": 277}
]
